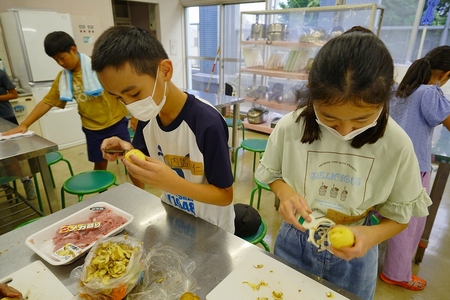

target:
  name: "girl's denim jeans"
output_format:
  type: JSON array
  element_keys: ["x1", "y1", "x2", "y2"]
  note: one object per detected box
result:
[{"x1": 274, "y1": 222, "x2": 377, "y2": 300}]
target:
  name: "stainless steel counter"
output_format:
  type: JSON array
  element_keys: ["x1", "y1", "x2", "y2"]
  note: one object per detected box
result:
[
  {"x1": 0, "y1": 117, "x2": 58, "y2": 213},
  {"x1": 0, "y1": 183, "x2": 358, "y2": 299}
]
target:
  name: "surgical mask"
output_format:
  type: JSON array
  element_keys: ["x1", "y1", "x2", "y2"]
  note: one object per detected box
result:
[
  {"x1": 314, "y1": 107, "x2": 382, "y2": 141},
  {"x1": 125, "y1": 68, "x2": 167, "y2": 122}
]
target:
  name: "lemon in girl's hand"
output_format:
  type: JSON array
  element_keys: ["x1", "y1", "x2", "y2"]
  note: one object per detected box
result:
[
  {"x1": 179, "y1": 292, "x2": 200, "y2": 300},
  {"x1": 328, "y1": 226, "x2": 355, "y2": 250},
  {"x1": 125, "y1": 149, "x2": 146, "y2": 163}
]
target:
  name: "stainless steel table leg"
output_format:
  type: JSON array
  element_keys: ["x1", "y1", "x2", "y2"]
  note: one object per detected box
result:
[
  {"x1": 230, "y1": 103, "x2": 239, "y2": 163},
  {"x1": 37, "y1": 155, "x2": 57, "y2": 213}
]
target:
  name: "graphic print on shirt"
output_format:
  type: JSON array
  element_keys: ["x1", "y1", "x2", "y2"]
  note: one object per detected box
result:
[
  {"x1": 72, "y1": 74, "x2": 94, "y2": 103},
  {"x1": 157, "y1": 144, "x2": 204, "y2": 216},
  {"x1": 305, "y1": 151, "x2": 374, "y2": 218}
]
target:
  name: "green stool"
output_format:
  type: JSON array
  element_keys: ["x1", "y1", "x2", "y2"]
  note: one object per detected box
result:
[
  {"x1": 15, "y1": 217, "x2": 43, "y2": 229},
  {"x1": 46, "y1": 151, "x2": 74, "y2": 188},
  {"x1": 233, "y1": 139, "x2": 267, "y2": 181},
  {"x1": 243, "y1": 218, "x2": 270, "y2": 252},
  {"x1": 61, "y1": 170, "x2": 119, "y2": 208},
  {"x1": 250, "y1": 177, "x2": 272, "y2": 210},
  {"x1": 225, "y1": 117, "x2": 245, "y2": 141}
]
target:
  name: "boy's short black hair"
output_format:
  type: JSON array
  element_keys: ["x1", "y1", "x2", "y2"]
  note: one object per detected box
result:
[
  {"x1": 44, "y1": 31, "x2": 76, "y2": 57},
  {"x1": 91, "y1": 26, "x2": 168, "y2": 77}
]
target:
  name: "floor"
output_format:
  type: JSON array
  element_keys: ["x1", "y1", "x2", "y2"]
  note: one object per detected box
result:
[{"x1": 4, "y1": 129, "x2": 449, "y2": 299}]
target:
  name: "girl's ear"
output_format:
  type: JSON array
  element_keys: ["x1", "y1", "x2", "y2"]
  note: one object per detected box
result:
[{"x1": 442, "y1": 70, "x2": 450, "y2": 80}]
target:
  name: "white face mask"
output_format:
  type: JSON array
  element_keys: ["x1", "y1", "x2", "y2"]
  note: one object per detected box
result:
[
  {"x1": 125, "y1": 68, "x2": 167, "y2": 122},
  {"x1": 314, "y1": 107, "x2": 382, "y2": 141}
]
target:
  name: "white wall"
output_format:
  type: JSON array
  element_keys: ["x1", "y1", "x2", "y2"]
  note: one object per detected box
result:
[
  {"x1": 0, "y1": 0, "x2": 186, "y2": 88},
  {"x1": 130, "y1": 0, "x2": 186, "y2": 88}
]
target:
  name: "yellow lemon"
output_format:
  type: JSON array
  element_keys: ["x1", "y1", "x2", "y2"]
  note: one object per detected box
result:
[
  {"x1": 124, "y1": 149, "x2": 146, "y2": 163},
  {"x1": 179, "y1": 292, "x2": 200, "y2": 300},
  {"x1": 328, "y1": 226, "x2": 355, "y2": 250}
]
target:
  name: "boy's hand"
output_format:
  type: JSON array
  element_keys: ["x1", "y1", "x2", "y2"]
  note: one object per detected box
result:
[
  {"x1": 1, "y1": 124, "x2": 29, "y2": 136},
  {"x1": 100, "y1": 136, "x2": 133, "y2": 161},
  {"x1": 123, "y1": 155, "x2": 180, "y2": 192}
]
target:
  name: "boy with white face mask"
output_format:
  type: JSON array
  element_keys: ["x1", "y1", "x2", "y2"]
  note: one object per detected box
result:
[{"x1": 92, "y1": 26, "x2": 235, "y2": 233}]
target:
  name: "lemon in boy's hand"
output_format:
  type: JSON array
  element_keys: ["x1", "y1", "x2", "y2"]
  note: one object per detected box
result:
[
  {"x1": 328, "y1": 226, "x2": 355, "y2": 250},
  {"x1": 125, "y1": 149, "x2": 146, "y2": 163}
]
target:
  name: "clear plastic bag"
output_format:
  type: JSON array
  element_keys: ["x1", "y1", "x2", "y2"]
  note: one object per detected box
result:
[
  {"x1": 71, "y1": 234, "x2": 146, "y2": 300},
  {"x1": 127, "y1": 244, "x2": 199, "y2": 300}
]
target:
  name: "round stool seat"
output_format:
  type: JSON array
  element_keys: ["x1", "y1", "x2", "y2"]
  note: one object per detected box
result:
[
  {"x1": 15, "y1": 217, "x2": 43, "y2": 229},
  {"x1": 243, "y1": 218, "x2": 270, "y2": 252},
  {"x1": 233, "y1": 139, "x2": 268, "y2": 181},
  {"x1": 240, "y1": 139, "x2": 267, "y2": 152},
  {"x1": 64, "y1": 170, "x2": 116, "y2": 194},
  {"x1": 61, "y1": 170, "x2": 118, "y2": 208},
  {"x1": 255, "y1": 177, "x2": 270, "y2": 191},
  {"x1": 0, "y1": 176, "x2": 19, "y2": 186},
  {"x1": 225, "y1": 118, "x2": 243, "y2": 127},
  {"x1": 45, "y1": 151, "x2": 62, "y2": 165}
]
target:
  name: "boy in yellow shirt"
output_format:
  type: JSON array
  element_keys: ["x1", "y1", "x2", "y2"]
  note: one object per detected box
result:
[{"x1": 2, "y1": 31, "x2": 130, "y2": 170}]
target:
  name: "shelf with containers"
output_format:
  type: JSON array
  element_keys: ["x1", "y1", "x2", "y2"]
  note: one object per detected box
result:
[{"x1": 238, "y1": 4, "x2": 385, "y2": 134}]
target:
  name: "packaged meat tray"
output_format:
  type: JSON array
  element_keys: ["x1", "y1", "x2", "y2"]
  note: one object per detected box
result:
[{"x1": 25, "y1": 202, "x2": 134, "y2": 266}]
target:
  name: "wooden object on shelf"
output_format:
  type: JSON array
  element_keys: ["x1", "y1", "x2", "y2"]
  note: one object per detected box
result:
[{"x1": 242, "y1": 111, "x2": 285, "y2": 135}]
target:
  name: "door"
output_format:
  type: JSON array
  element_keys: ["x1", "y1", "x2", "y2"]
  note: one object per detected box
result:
[{"x1": 17, "y1": 11, "x2": 74, "y2": 82}]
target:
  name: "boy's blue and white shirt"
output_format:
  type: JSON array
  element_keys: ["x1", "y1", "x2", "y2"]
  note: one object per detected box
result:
[{"x1": 132, "y1": 93, "x2": 235, "y2": 233}]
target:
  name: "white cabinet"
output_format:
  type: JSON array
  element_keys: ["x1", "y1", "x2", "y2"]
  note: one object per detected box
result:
[
  {"x1": 11, "y1": 95, "x2": 42, "y2": 136},
  {"x1": 239, "y1": 4, "x2": 385, "y2": 134}
]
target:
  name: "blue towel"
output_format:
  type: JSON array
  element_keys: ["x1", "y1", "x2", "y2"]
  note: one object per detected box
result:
[{"x1": 59, "y1": 52, "x2": 103, "y2": 101}]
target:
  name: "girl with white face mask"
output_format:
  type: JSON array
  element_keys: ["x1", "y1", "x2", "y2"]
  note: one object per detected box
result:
[{"x1": 255, "y1": 32, "x2": 432, "y2": 300}]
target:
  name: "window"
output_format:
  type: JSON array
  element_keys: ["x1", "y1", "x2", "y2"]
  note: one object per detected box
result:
[{"x1": 185, "y1": 2, "x2": 266, "y2": 93}]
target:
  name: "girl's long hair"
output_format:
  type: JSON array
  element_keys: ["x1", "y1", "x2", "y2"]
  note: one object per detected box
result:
[
  {"x1": 295, "y1": 33, "x2": 394, "y2": 149},
  {"x1": 396, "y1": 46, "x2": 450, "y2": 98}
]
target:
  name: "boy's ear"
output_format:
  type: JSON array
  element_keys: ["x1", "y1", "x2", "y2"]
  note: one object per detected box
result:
[
  {"x1": 159, "y1": 59, "x2": 173, "y2": 81},
  {"x1": 70, "y1": 45, "x2": 78, "y2": 54}
]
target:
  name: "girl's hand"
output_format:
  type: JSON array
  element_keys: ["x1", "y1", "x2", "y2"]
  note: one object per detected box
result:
[
  {"x1": 274, "y1": 183, "x2": 312, "y2": 232},
  {"x1": 329, "y1": 225, "x2": 373, "y2": 261},
  {"x1": 0, "y1": 283, "x2": 23, "y2": 299}
]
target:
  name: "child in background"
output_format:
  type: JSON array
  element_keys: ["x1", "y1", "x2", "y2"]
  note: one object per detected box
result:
[
  {"x1": 0, "y1": 69, "x2": 36, "y2": 200},
  {"x1": 92, "y1": 26, "x2": 235, "y2": 233},
  {"x1": 382, "y1": 45, "x2": 450, "y2": 290},
  {"x1": 1, "y1": 31, "x2": 130, "y2": 170},
  {"x1": 255, "y1": 32, "x2": 432, "y2": 299}
]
